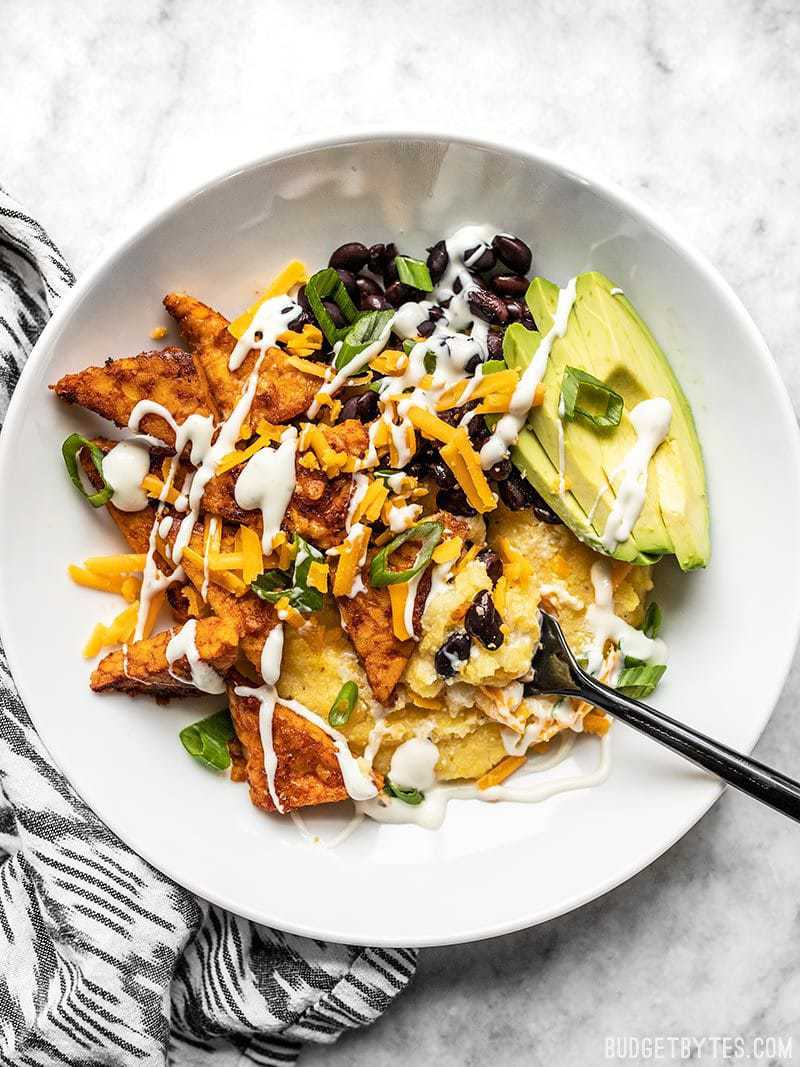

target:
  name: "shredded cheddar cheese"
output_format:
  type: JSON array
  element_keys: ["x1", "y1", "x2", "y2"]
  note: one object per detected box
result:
[
  {"x1": 498, "y1": 537, "x2": 534, "y2": 585},
  {"x1": 477, "y1": 755, "x2": 527, "y2": 790},
  {"x1": 432, "y1": 536, "x2": 463, "y2": 564},
  {"x1": 331, "y1": 526, "x2": 371, "y2": 597},
  {"x1": 307, "y1": 560, "x2": 329, "y2": 593},
  {"x1": 228, "y1": 260, "x2": 309, "y2": 339},
  {"x1": 351, "y1": 479, "x2": 389, "y2": 525},
  {"x1": 236, "y1": 524, "x2": 264, "y2": 584},
  {"x1": 141, "y1": 474, "x2": 180, "y2": 506},
  {"x1": 388, "y1": 582, "x2": 413, "y2": 641}
]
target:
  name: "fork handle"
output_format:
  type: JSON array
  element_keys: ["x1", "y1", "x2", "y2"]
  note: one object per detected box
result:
[{"x1": 573, "y1": 674, "x2": 800, "y2": 822}]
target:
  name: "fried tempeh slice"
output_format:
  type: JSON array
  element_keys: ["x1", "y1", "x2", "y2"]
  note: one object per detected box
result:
[
  {"x1": 51, "y1": 347, "x2": 217, "y2": 448},
  {"x1": 163, "y1": 292, "x2": 317, "y2": 423},
  {"x1": 90, "y1": 616, "x2": 239, "y2": 697},
  {"x1": 228, "y1": 673, "x2": 353, "y2": 812},
  {"x1": 202, "y1": 420, "x2": 369, "y2": 550},
  {"x1": 336, "y1": 544, "x2": 432, "y2": 705}
]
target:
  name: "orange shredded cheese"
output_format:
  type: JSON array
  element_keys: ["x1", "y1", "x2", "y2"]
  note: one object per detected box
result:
[
  {"x1": 498, "y1": 537, "x2": 533, "y2": 585},
  {"x1": 304, "y1": 426, "x2": 357, "y2": 476},
  {"x1": 351, "y1": 479, "x2": 389, "y2": 525},
  {"x1": 584, "y1": 711, "x2": 611, "y2": 735},
  {"x1": 150, "y1": 325, "x2": 168, "y2": 341},
  {"x1": 141, "y1": 474, "x2": 180, "y2": 506},
  {"x1": 440, "y1": 430, "x2": 496, "y2": 513},
  {"x1": 432, "y1": 536, "x2": 463, "y2": 564},
  {"x1": 493, "y1": 575, "x2": 508, "y2": 613},
  {"x1": 388, "y1": 582, "x2": 413, "y2": 641},
  {"x1": 274, "y1": 596, "x2": 305, "y2": 628},
  {"x1": 332, "y1": 526, "x2": 371, "y2": 597},
  {"x1": 370, "y1": 349, "x2": 407, "y2": 375},
  {"x1": 406, "y1": 405, "x2": 458, "y2": 445},
  {"x1": 69, "y1": 565, "x2": 128, "y2": 595},
  {"x1": 183, "y1": 547, "x2": 247, "y2": 596},
  {"x1": 453, "y1": 543, "x2": 481, "y2": 574},
  {"x1": 477, "y1": 755, "x2": 527, "y2": 790},
  {"x1": 436, "y1": 368, "x2": 520, "y2": 411},
  {"x1": 286, "y1": 354, "x2": 328, "y2": 378},
  {"x1": 237, "y1": 525, "x2": 264, "y2": 584},
  {"x1": 83, "y1": 554, "x2": 147, "y2": 576},
  {"x1": 228, "y1": 260, "x2": 309, "y2": 339},
  {"x1": 307, "y1": 560, "x2": 329, "y2": 593}
]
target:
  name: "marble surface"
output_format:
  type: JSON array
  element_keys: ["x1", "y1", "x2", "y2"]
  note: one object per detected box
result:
[{"x1": 4, "y1": 0, "x2": 800, "y2": 1062}]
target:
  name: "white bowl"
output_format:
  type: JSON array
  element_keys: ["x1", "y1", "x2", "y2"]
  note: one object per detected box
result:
[{"x1": 2, "y1": 133, "x2": 799, "y2": 947}]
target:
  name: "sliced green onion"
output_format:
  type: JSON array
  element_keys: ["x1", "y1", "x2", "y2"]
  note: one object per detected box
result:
[
  {"x1": 560, "y1": 366, "x2": 623, "y2": 429},
  {"x1": 423, "y1": 350, "x2": 436, "y2": 373},
  {"x1": 329, "y1": 681, "x2": 358, "y2": 727},
  {"x1": 251, "y1": 535, "x2": 324, "y2": 613},
  {"x1": 402, "y1": 338, "x2": 417, "y2": 356},
  {"x1": 394, "y1": 256, "x2": 433, "y2": 292},
  {"x1": 617, "y1": 663, "x2": 666, "y2": 699},
  {"x1": 180, "y1": 709, "x2": 235, "y2": 771},
  {"x1": 642, "y1": 601, "x2": 662, "y2": 639},
  {"x1": 482, "y1": 359, "x2": 507, "y2": 375},
  {"x1": 384, "y1": 777, "x2": 424, "y2": 805},
  {"x1": 304, "y1": 267, "x2": 361, "y2": 345},
  {"x1": 369, "y1": 521, "x2": 443, "y2": 588},
  {"x1": 335, "y1": 309, "x2": 395, "y2": 370},
  {"x1": 62, "y1": 433, "x2": 114, "y2": 508}
]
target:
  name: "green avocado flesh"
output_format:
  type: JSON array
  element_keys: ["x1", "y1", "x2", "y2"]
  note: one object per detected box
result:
[{"x1": 504, "y1": 272, "x2": 710, "y2": 571}]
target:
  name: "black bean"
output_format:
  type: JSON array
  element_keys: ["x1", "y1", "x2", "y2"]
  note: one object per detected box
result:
[
  {"x1": 382, "y1": 243, "x2": 400, "y2": 284},
  {"x1": 385, "y1": 281, "x2": 420, "y2": 307},
  {"x1": 361, "y1": 292, "x2": 391, "y2": 311},
  {"x1": 498, "y1": 468, "x2": 533, "y2": 510},
  {"x1": 367, "y1": 243, "x2": 387, "y2": 274},
  {"x1": 335, "y1": 269, "x2": 359, "y2": 300},
  {"x1": 437, "y1": 407, "x2": 463, "y2": 427},
  {"x1": 467, "y1": 414, "x2": 491, "y2": 448},
  {"x1": 467, "y1": 287, "x2": 508, "y2": 325},
  {"x1": 465, "y1": 589, "x2": 504, "y2": 651},
  {"x1": 504, "y1": 299, "x2": 524, "y2": 323},
  {"x1": 464, "y1": 352, "x2": 483, "y2": 374},
  {"x1": 530, "y1": 492, "x2": 563, "y2": 525},
  {"x1": 355, "y1": 274, "x2": 383, "y2": 297},
  {"x1": 426, "y1": 240, "x2": 449, "y2": 283},
  {"x1": 322, "y1": 299, "x2": 346, "y2": 328},
  {"x1": 418, "y1": 319, "x2": 436, "y2": 338},
  {"x1": 478, "y1": 547, "x2": 503, "y2": 585},
  {"x1": 429, "y1": 458, "x2": 456, "y2": 490},
  {"x1": 329, "y1": 242, "x2": 369, "y2": 272},
  {"x1": 486, "y1": 329, "x2": 505, "y2": 360},
  {"x1": 437, "y1": 487, "x2": 477, "y2": 517},
  {"x1": 428, "y1": 305, "x2": 446, "y2": 322},
  {"x1": 492, "y1": 273, "x2": 530, "y2": 297},
  {"x1": 521, "y1": 306, "x2": 537, "y2": 330},
  {"x1": 297, "y1": 284, "x2": 312, "y2": 314},
  {"x1": 287, "y1": 309, "x2": 312, "y2": 331},
  {"x1": 340, "y1": 391, "x2": 379, "y2": 423},
  {"x1": 487, "y1": 458, "x2": 512, "y2": 481},
  {"x1": 464, "y1": 245, "x2": 496, "y2": 273},
  {"x1": 492, "y1": 234, "x2": 532, "y2": 274},
  {"x1": 434, "y1": 630, "x2": 472, "y2": 678}
]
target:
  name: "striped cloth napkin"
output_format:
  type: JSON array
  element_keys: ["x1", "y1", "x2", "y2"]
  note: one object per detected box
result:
[{"x1": 0, "y1": 187, "x2": 416, "y2": 1066}]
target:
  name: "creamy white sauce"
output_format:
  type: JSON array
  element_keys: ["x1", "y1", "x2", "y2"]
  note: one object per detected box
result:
[
  {"x1": 387, "y1": 502, "x2": 422, "y2": 533},
  {"x1": 331, "y1": 522, "x2": 370, "y2": 598},
  {"x1": 610, "y1": 287, "x2": 624, "y2": 296},
  {"x1": 599, "y1": 397, "x2": 672, "y2": 551},
  {"x1": 480, "y1": 276, "x2": 578, "y2": 469},
  {"x1": 403, "y1": 568, "x2": 424, "y2": 639},
  {"x1": 102, "y1": 441, "x2": 150, "y2": 512},
  {"x1": 166, "y1": 619, "x2": 226, "y2": 693},
  {"x1": 539, "y1": 581, "x2": 585, "y2": 612},
  {"x1": 234, "y1": 426, "x2": 298, "y2": 551},
  {"x1": 228, "y1": 295, "x2": 301, "y2": 372},
  {"x1": 308, "y1": 317, "x2": 396, "y2": 416},
  {"x1": 358, "y1": 730, "x2": 609, "y2": 829},
  {"x1": 585, "y1": 560, "x2": 667, "y2": 675},
  {"x1": 388, "y1": 738, "x2": 439, "y2": 791},
  {"x1": 345, "y1": 473, "x2": 370, "y2": 532},
  {"x1": 201, "y1": 516, "x2": 217, "y2": 600},
  {"x1": 132, "y1": 507, "x2": 185, "y2": 641}
]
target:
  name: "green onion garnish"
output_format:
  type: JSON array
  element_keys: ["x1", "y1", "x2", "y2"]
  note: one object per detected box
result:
[
  {"x1": 180, "y1": 709, "x2": 235, "y2": 771},
  {"x1": 481, "y1": 359, "x2": 506, "y2": 375},
  {"x1": 423, "y1": 350, "x2": 436, "y2": 373},
  {"x1": 394, "y1": 256, "x2": 433, "y2": 292},
  {"x1": 369, "y1": 521, "x2": 443, "y2": 588},
  {"x1": 642, "y1": 601, "x2": 662, "y2": 639},
  {"x1": 616, "y1": 663, "x2": 667, "y2": 699},
  {"x1": 328, "y1": 681, "x2": 358, "y2": 727},
  {"x1": 560, "y1": 366, "x2": 623, "y2": 429},
  {"x1": 384, "y1": 777, "x2": 424, "y2": 805},
  {"x1": 251, "y1": 535, "x2": 324, "y2": 613},
  {"x1": 62, "y1": 433, "x2": 114, "y2": 508},
  {"x1": 335, "y1": 309, "x2": 395, "y2": 370},
  {"x1": 402, "y1": 338, "x2": 417, "y2": 356},
  {"x1": 304, "y1": 267, "x2": 361, "y2": 345}
]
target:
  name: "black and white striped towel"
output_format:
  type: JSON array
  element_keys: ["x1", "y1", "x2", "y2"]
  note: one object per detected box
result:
[{"x1": 0, "y1": 187, "x2": 416, "y2": 1066}]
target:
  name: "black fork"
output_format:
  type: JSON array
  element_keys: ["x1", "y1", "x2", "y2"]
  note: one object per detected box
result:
[{"x1": 528, "y1": 611, "x2": 800, "y2": 823}]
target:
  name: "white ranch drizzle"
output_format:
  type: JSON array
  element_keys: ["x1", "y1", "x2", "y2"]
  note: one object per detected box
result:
[
  {"x1": 132, "y1": 508, "x2": 185, "y2": 641},
  {"x1": 585, "y1": 560, "x2": 667, "y2": 675},
  {"x1": 165, "y1": 619, "x2": 226, "y2": 693},
  {"x1": 357, "y1": 730, "x2": 608, "y2": 829},
  {"x1": 102, "y1": 441, "x2": 150, "y2": 512},
  {"x1": 201, "y1": 516, "x2": 218, "y2": 600},
  {"x1": 480, "y1": 276, "x2": 578, "y2": 470},
  {"x1": 387, "y1": 502, "x2": 422, "y2": 533},
  {"x1": 599, "y1": 397, "x2": 672, "y2": 551},
  {"x1": 345, "y1": 473, "x2": 370, "y2": 532},
  {"x1": 388, "y1": 738, "x2": 439, "y2": 791},
  {"x1": 228, "y1": 295, "x2": 302, "y2": 372},
  {"x1": 234, "y1": 427, "x2": 298, "y2": 551}
]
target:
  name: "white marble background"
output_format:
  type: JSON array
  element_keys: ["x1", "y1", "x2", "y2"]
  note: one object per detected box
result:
[{"x1": 3, "y1": 0, "x2": 800, "y2": 1063}]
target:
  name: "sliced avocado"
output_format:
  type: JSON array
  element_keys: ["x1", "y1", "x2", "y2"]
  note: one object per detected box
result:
[{"x1": 505, "y1": 272, "x2": 709, "y2": 571}]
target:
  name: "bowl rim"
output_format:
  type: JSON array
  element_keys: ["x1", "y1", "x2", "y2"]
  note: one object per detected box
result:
[{"x1": 2, "y1": 130, "x2": 799, "y2": 946}]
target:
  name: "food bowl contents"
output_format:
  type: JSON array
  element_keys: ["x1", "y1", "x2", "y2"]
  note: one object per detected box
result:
[{"x1": 52, "y1": 223, "x2": 708, "y2": 831}]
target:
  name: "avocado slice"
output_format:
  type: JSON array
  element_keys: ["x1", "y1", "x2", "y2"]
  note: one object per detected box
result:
[{"x1": 505, "y1": 272, "x2": 710, "y2": 571}]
